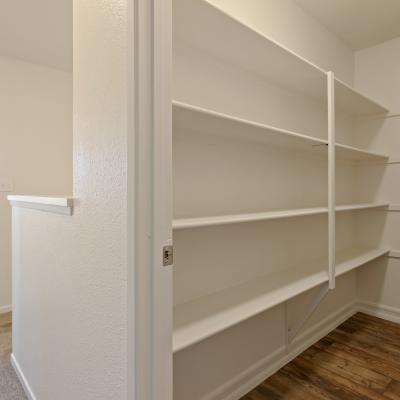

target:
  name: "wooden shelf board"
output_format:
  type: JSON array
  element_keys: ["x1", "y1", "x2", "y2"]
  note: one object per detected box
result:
[
  {"x1": 173, "y1": 102, "x2": 389, "y2": 161},
  {"x1": 173, "y1": 207, "x2": 328, "y2": 230},
  {"x1": 173, "y1": 0, "x2": 327, "y2": 100},
  {"x1": 336, "y1": 247, "x2": 389, "y2": 277},
  {"x1": 336, "y1": 203, "x2": 389, "y2": 212},
  {"x1": 173, "y1": 203, "x2": 389, "y2": 230},
  {"x1": 173, "y1": 101, "x2": 328, "y2": 152},
  {"x1": 335, "y1": 79, "x2": 389, "y2": 117},
  {"x1": 173, "y1": 246, "x2": 388, "y2": 352},
  {"x1": 174, "y1": 0, "x2": 388, "y2": 115},
  {"x1": 173, "y1": 263, "x2": 328, "y2": 352},
  {"x1": 336, "y1": 143, "x2": 388, "y2": 161}
]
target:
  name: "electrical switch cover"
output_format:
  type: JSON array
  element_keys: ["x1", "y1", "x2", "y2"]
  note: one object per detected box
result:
[{"x1": 0, "y1": 179, "x2": 14, "y2": 192}]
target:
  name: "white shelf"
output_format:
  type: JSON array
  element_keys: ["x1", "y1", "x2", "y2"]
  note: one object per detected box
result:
[
  {"x1": 336, "y1": 203, "x2": 389, "y2": 212},
  {"x1": 335, "y1": 79, "x2": 389, "y2": 117},
  {"x1": 173, "y1": 102, "x2": 390, "y2": 161},
  {"x1": 173, "y1": 203, "x2": 389, "y2": 230},
  {"x1": 173, "y1": 246, "x2": 388, "y2": 352},
  {"x1": 173, "y1": 263, "x2": 328, "y2": 352},
  {"x1": 336, "y1": 247, "x2": 389, "y2": 277},
  {"x1": 173, "y1": 101, "x2": 328, "y2": 152},
  {"x1": 174, "y1": 1, "x2": 388, "y2": 115},
  {"x1": 173, "y1": 0, "x2": 327, "y2": 100},
  {"x1": 336, "y1": 143, "x2": 388, "y2": 161},
  {"x1": 173, "y1": 207, "x2": 327, "y2": 230},
  {"x1": 8, "y1": 195, "x2": 74, "y2": 216}
]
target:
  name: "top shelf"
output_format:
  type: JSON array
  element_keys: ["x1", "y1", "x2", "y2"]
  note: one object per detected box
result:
[
  {"x1": 173, "y1": 0, "x2": 389, "y2": 117},
  {"x1": 174, "y1": 0, "x2": 326, "y2": 100}
]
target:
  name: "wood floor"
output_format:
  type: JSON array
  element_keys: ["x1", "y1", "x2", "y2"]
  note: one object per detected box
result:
[{"x1": 241, "y1": 312, "x2": 400, "y2": 400}]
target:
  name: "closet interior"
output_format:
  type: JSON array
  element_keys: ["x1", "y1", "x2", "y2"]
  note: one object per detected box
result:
[{"x1": 171, "y1": 0, "x2": 394, "y2": 398}]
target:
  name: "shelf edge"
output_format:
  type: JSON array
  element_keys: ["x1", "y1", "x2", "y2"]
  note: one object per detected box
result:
[{"x1": 8, "y1": 195, "x2": 74, "y2": 216}]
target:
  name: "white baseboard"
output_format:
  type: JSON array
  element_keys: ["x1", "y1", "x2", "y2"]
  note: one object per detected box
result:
[
  {"x1": 0, "y1": 305, "x2": 11, "y2": 314},
  {"x1": 358, "y1": 300, "x2": 400, "y2": 324},
  {"x1": 10, "y1": 353, "x2": 37, "y2": 400},
  {"x1": 203, "y1": 301, "x2": 358, "y2": 400}
]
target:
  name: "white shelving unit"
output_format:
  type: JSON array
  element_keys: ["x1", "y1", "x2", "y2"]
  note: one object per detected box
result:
[
  {"x1": 173, "y1": 246, "x2": 389, "y2": 352},
  {"x1": 173, "y1": 0, "x2": 327, "y2": 100},
  {"x1": 335, "y1": 78, "x2": 389, "y2": 116},
  {"x1": 336, "y1": 143, "x2": 388, "y2": 161},
  {"x1": 173, "y1": 101, "x2": 389, "y2": 162},
  {"x1": 174, "y1": 262, "x2": 328, "y2": 352},
  {"x1": 173, "y1": 203, "x2": 389, "y2": 230},
  {"x1": 172, "y1": 0, "x2": 390, "y2": 355},
  {"x1": 173, "y1": 101, "x2": 328, "y2": 153}
]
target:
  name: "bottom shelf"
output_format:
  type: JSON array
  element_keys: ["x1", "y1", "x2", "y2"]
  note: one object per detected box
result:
[{"x1": 173, "y1": 246, "x2": 389, "y2": 353}]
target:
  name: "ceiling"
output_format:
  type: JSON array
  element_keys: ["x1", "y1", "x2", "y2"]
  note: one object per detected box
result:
[
  {"x1": 0, "y1": 0, "x2": 72, "y2": 71},
  {"x1": 1, "y1": 1, "x2": 399, "y2": 68},
  {"x1": 295, "y1": 0, "x2": 400, "y2": 50}
]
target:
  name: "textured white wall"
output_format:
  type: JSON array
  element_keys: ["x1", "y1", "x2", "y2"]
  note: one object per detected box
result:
[
  {"x1": 0, "y1": 56, "x2": 72, "y2": 312},
  {"x1": 11, "y1": 1, "x2": 128, "y2": 399},
  {"x1": 207, "y1": 0, "x2": 355, "y2": 84}
]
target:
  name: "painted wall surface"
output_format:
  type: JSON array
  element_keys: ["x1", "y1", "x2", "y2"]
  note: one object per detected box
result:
[
  {"x1": 207, "y1": 0, "x2": 354, "y2": 84},
  {"x1": 11, "y1": 0, "x2": 128, "y2": 399},
  {"x1": 0, "y1": 56, "x2": 72, "y2": 312},
  {"x1": 354, "y1": 37, "x2": 400, "y2": 310}
]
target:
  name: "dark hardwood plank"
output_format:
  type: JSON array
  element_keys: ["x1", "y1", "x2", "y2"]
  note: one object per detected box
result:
[
  {"x1": 292, "y1": 356, "x2": 389, "y2": 400},
  {"x1": 315, "y1": 339, "x2": 400, "y2": 382},
  {"x1": 383, "y1": 380, "x2": 400, "y2": 400},
  {"x1": 327, "y1": 329, "x2": 400, "y2": 367},
  {"x1": 303, "y1": 345, "x2": 391, "y2": 392},
  {"x1": 262, "y1": 370, "x2": 328, "y2": 400},
  {"x1": 241, "y1": 313, "x2": 400, "y2": 400},
  {"x1": 354, "y1": 313, "x2": 400, "y2": 335}
]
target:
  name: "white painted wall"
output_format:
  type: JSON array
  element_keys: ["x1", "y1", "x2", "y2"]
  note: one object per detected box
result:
[
  {"x1": 0, "y1": 56, "x2": 72, "y2": 312},
  {"x1": 354, "y1": 37, "x2": 400, "y2": 312},
  {"x1": 207, "y1": 0, "x2": 354, "y2": 84},
  {"x1": 11, "y1": 0, "x2": 129, "y2": 399}
]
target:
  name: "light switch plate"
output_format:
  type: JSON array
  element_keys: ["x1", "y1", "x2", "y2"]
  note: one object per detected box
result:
[{"x1": 0, "y1": 179, "x2": 14, "y2": 192}]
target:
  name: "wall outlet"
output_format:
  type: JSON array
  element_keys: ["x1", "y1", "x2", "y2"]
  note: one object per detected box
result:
[{"x1": 0, "y1": 179, "x2": 14, "y2": 192}]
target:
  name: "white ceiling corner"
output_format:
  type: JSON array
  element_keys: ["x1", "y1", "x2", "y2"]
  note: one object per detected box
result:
[
  {"x1": 295, "y1": 0, "x2": 400, "y2": 50},
  {"x1": 0, "y1": 0, "x2": 72, "y2": 71}
]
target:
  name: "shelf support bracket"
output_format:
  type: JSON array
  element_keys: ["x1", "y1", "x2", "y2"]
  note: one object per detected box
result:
[{"x1": 286, "y1": 283, "x2": 329, "y2": 346}]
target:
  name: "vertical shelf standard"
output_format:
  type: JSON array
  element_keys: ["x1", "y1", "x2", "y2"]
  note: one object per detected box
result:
[{"x1": 328, "y1": 71, "x2": 336, "y2": 290}]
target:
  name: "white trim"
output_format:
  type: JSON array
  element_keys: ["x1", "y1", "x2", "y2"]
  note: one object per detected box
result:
[
  {"x1": 130, "y1": 0, "x2": 172, "y2": 398},
  {"x1": 0, "y1": 305, "x2": 11, "y2": 314},
  {"x1": 200, "y1": 301, "x2": 357, "y2": 400},
  {"x1": 357, "y1": 300, "x2": 400, "y2": 324},
  {"x1": 8, "y1": 196, "x2": 73, "y2": 216},
  {"x1": 153, "y1": 0, "x2": 173, "y2": 397},
  {"x1": 10, "y1": 353, "x2": 37, "y2": 400}
]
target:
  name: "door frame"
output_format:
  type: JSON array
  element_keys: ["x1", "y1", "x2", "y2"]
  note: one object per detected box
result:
[{"x1": 128, "y1": 0, "x2": 173, "y2": 399}]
